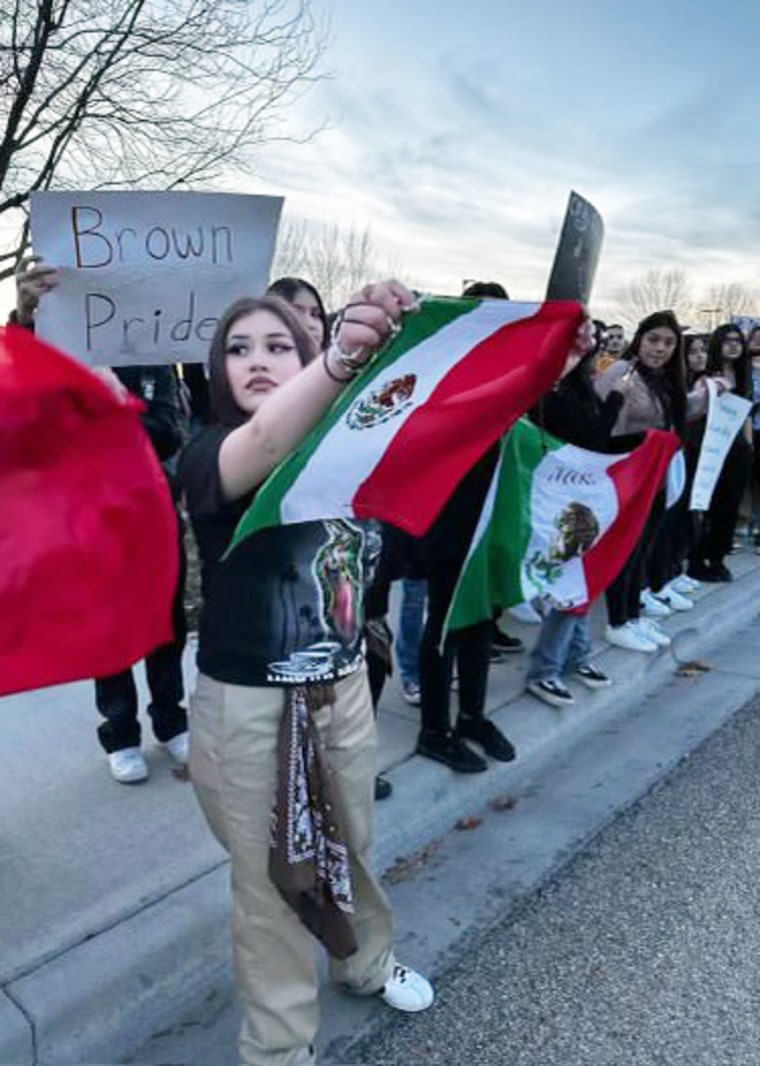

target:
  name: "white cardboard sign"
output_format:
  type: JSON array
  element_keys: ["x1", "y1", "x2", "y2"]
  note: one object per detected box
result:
[
  {"x1": 30, "y1": 191, "x2": 283, "y2": 366},
  {"x1": 690, "y1": 378, "x2": 751, "y2": 511}
]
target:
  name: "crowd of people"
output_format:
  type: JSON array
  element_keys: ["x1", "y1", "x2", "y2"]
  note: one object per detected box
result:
[{"x1": 11, "y1": 258, "x2": 760, "y2": 1066}]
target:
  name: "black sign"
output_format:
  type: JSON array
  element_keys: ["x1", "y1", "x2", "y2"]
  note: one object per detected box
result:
[{"x1": 545, "y1": 191, "x2": 604, "y2": 305}]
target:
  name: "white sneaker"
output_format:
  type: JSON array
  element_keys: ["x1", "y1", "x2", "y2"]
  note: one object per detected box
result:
[
  {"x1": 401, "y1": 681, "x2": 421, "y2": 706},
  {"x1": 381, "y1": 964, "x2": 435, "y2": 1012},
  {"x1": 508, "y1": 602, "x2": 542, "y2": 625},
  {"x1": 108, "y1": 746, "x2": 149, "y2": 784},
  {"x1": 635, "y1": 618, "x2": 671, "y2": 648},
  {"x1": 640, "y1": 589, "x2": 672, "y2": 618},
  {"x1": 655, "y1": 584, "x2": 693, "y2": 612},
  {"x1": 605, "y1": 622, "x2": 657, "y2": 653},
  {"x1": 165, "y1": 731, "x2": 190, "y2": 765},
  {"x1": 671, "y1": 574, "x2": 697, "y2": 595},
  {"x1": 681, "y1": 575, "x2": 701, "y2": 591}
]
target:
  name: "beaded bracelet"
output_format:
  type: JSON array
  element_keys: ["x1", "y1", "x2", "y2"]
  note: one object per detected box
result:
[{"x1": 322, "y1": 347, "x2": 355, "y2": 384}]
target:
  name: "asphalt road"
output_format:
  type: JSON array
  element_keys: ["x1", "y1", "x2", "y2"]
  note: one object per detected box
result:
[
  {"x1": 336, "y1": 693, "x2": 760, "y2": 1066},
  {"x1": 128, "y1": 625, "x2": 760, "y2": 1066}
]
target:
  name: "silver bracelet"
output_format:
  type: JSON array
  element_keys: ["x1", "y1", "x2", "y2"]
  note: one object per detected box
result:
[
  {"x1": 328, "y1": 311, "x2": 367, "y2": 374},
  {"x1": 329, "y1": 308, "x2": 403, "y2": 375}
]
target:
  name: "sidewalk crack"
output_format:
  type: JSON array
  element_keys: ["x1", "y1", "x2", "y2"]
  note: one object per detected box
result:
[{"x1": 1, "y1": 985, "x2": 37, "y2": 1064}]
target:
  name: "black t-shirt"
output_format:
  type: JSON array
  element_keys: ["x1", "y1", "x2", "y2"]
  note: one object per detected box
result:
[{"x1": 179, "y1": 426, "x2": 381, "y2": 686}]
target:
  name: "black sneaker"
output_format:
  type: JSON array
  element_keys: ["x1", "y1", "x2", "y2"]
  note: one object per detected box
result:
[
  {"x1": 491, "y1": 623, "x2": 524, "y2": 654},
  {"x1": 526, "y1": 677, "x2": 575, "y2": 708},
  {"x1": 416, "y1": 730, "x2": 487, "y2": 773},
  {"x1": 573, "y1": 663, "x2": 612, "y2": 689},
  {"x1": 457, "y1": 717, "x2": 516, "y2": 762},
  {"x1": 692, "y1": 560, "x2": 734, "y2": 582},
  {"x1": 374, "y1": 775, "x2": 393, "y2": 801}
]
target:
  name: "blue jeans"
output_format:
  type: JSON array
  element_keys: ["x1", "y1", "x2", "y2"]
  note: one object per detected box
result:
[
  {"x1": 526, "y1": 610, "x2": 592, "y2": 683},
  {"x1": 395, "y1": 579, "x2": 426, "y2": 686}
]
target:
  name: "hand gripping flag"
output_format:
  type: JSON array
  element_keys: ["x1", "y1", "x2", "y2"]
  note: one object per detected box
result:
[
  {"x1": 229, "y1": 297, "x2": 585, "y2": 549},
  {"x1": 448, "y1": 418, "x2": 681, "y2": 629},
  {"x1": 0, "y1": 326, "x2": 178, "y2": 697}
]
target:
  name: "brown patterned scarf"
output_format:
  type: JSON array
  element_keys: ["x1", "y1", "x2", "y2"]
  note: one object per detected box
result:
[{"x1": 268, "y1": 684, "x2": 358, "y2": 959}]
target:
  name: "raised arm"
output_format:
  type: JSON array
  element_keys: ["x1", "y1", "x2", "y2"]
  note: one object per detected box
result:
[{"x1": 218, "y1": 281, "x2": 417, "y2": 500}]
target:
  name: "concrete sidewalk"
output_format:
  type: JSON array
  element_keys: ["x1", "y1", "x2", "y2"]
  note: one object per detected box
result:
[{"x1": 2, "y1": 549, "x2": 760, "y2": 1065}]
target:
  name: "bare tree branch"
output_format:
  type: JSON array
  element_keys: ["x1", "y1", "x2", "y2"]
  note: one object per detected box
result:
[
  {"x1": 271, "y1": 218, "x2": 414, "y2": 311},
  {"x1": 0, "y1": 0, "x2": 328, "y2": 278},
  {"x1": 613, "y1": 268, "x2": 695, "y2": 328}
]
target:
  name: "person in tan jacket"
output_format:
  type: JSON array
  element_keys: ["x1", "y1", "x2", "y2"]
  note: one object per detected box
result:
[{"x1": 594, "y1": 311, "x2": 710, "y2": 653}]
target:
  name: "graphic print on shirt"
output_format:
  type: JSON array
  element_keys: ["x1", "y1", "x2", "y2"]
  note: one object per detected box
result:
[{"x1": 265, "y1": 520, "x2": 379, "y2": 684}]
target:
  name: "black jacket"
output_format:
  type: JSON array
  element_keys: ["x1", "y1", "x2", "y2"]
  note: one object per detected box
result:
[
  {"x1": 530, "y1": 365, "x2": 642, "y2": 455},
  {"x1": 113, "y1": 365, "x2": 185, "y2": 462}
]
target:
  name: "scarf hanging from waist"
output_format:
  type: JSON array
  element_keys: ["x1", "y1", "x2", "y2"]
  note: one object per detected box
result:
[{"x1": 268, "y1": 683, "x2": 358, "y2": 960}]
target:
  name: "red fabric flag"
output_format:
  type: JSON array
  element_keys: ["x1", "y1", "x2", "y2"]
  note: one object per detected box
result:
[{"x1": 0, "y1": 326, "x2": 178, "y2": 697}]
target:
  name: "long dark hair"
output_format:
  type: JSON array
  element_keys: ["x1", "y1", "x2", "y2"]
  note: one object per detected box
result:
[
  {"x1": 683, "y1": 333, "x2": 709, "y2": 389},
  {"x1": 267, "y1": 276, "x2": 329, "y2": 350},
  {"x1": 707, "y1": 323, "x2": 750, "y2": 398},
  {"x1": 208, "y1": 295, "x2": 315, "y2": 427},
  {"x1": 461, "y1": 280, "x2": 509, "y2": 299},
  {"x1": 626, "y1": 310, "x2": 687, "y2": 435}
]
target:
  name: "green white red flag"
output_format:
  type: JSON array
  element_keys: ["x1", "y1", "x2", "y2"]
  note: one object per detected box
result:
[
  {"x1": 447, "y1": 418, "x2": 681, "y2": 629},
  {"x1": 229, "y1": 296, "x2": 584, "y2": 548}
]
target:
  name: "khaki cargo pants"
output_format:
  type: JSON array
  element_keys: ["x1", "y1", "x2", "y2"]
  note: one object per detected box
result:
[{"x1": 189, "y1": 666, "x2": 395, "y2": 1066}]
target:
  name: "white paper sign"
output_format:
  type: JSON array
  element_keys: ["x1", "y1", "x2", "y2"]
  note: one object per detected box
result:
[
  {"x1": 690, "y1": 378, "x2": 751, "y2": 511},
  {"x1": 30, "y1": 191, "x2": 283, "y2": 366}
]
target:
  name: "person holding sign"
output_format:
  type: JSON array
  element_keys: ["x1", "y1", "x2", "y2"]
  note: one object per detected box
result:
[
  {"x1": 13, "y1": 258, "x2": 191, "y2": 784},
  {"x1": 179, "y1": 284, "x2": 434, "y2": 1066},
  {"x1": 690, "y1": 324, "x2": 753, "y2": 582},
  {"x1": 746, "y1": 326, "x2": 760, "y2": 550}
]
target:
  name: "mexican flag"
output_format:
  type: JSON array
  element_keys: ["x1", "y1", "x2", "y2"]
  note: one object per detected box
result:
[
  {"x1": 0, "y1": 326, "x2": 178, "y2": 697},
  {"x1": 448, "y1": 418, "x2": 681, "y2": 629},
  {"x1": 229, "y1": 296, "x2": 584, "y2": 549}
]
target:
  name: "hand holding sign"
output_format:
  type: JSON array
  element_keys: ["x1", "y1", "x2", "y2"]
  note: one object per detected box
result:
[
  {"x1": 545, "y1": 191, "x2": 604, "y2": 305},
  {"x1": 15, "y1": 257, "x2": 60, "y2": 325}
]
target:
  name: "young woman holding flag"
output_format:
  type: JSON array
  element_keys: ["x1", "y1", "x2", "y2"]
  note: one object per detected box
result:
[{"x1": 179, "y1": 282, "x2": 434, "y2": 1066}]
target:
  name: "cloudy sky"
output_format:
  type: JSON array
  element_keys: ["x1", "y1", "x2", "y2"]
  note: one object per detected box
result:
[{"x1": 244, "y1": 0, "x2": 760, "y2": 318}]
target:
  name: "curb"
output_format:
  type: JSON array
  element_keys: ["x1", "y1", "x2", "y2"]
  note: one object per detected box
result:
[{"x1": 370, "y1": 558, "x2": 760, "y2": 875}]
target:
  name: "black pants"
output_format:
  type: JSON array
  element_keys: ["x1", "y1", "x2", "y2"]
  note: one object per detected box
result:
[
  {"x1": 419, "y1": 560, "x2": 491, "y2": 737},
  {"x1": 95, "y1": 531, "x2": 188, "y2": 754},
  {"x1": 606, "y1": 496, "x2": 664, "y2": 627},
  {"x1": 648, "y1": 496, "x2": 691, "y2": 593},
  {"x1": 695, "y1": 436, "x2": 752, "y2": 566}
]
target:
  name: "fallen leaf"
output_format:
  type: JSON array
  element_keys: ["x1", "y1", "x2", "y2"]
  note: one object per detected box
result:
[
  {"x1": 383, "y1": 838, "x2": 444, "y2": 884},
  {"x1": 489, "y1": 794, "x2": 517, "y2": 812},
  {"x1": 455, "y1": 816, "x2": 482, "y2": 831},
  {"x1": 676, "y1": 660, "x2": 712, "y2": 677}
]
